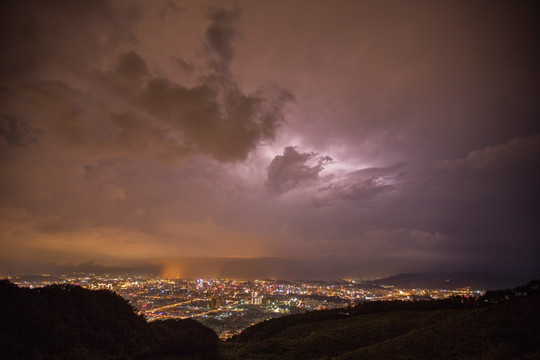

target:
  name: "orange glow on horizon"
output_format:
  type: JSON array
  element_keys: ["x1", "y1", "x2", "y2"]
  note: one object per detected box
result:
[{"x1": 162, "y1": 262, "x2": 184, "y2": 279}]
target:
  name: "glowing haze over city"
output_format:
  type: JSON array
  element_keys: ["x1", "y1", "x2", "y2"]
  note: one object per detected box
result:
[{"x1": 1, "y1": 0, "x2": 539, "y2": 282}]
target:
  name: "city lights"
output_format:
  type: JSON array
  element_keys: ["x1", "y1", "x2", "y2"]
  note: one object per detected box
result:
[{"x1": 5, "y1": 274, "x2": 484, "y2": 339}]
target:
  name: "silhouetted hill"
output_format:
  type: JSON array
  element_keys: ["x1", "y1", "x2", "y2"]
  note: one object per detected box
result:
[
  {"x1": 363, "y1": 272, "x2": 511, "y2": 289},
  {"x1": 224, "y1": 280, "x2": 540, "y2": 359},
  {"x1": 0, "y1": 280, "x2": 219, "y2": 360},
  {"x1": 2, "y1": 278, "x2": 539, "y2": 360}
]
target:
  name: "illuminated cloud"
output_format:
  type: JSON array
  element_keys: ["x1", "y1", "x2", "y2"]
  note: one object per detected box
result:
[{"x1": 266, "y1": 146, "x2": 331, "y2": 193}]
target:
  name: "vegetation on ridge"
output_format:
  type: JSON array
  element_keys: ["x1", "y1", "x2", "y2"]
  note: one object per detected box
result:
[
  {"x1": 0, "y1": 279, "x2": 219, "y2": 360},
  {"x1": 1, "y1": 278, "x2": 539, "y2": 359},
  {"x1": 223, "y1": 280, "x2": 540, "y2": 359}
]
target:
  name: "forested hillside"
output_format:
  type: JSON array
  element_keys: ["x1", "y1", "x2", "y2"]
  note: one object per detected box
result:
[
  {"x1": 224, "y1": 280, "x2": 540, "y2": 359},
  {"x1": 0, "y1": 280, "x2": 219, "y2": 360},
  {"x1": 1, "y1": 279, "x2": 539, "y2": 359}
]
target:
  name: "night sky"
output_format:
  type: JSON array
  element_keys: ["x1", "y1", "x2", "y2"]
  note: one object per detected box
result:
[{"x1": 1, "y1": 0, "x2": 539, "y2": 280}]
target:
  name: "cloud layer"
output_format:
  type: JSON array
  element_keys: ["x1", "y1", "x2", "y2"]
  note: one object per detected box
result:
[
  {"x1": 1, "y1": 1, "x2": 539, "y2": 280},
  {"x1": 266, "y1": 146, "x2": 331, "y2": 192}
]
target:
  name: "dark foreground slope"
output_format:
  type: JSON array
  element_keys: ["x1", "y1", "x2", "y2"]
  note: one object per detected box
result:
[
  {"x1": 225, "y1": 281, "x2": 540, "y2": 360},
  {"x1": 2, "y1": 279, "x2": 539, "y2": 360},
  {"x1": 0, "y1": 280, "x2": 219, "y2": 360}
]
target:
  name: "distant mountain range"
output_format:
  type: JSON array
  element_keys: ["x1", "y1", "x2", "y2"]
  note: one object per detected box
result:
[{"x1": 363, "y1": 272, "x2": 522, "y2": 289}]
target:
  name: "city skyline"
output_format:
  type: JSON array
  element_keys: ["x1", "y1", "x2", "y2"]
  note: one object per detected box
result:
[
  {"x1": 5, "y1": 272, "x2": 487, "y2": 338},
  {"x1": 1, "y1": 1, "x2": 539, "y2": 280}
]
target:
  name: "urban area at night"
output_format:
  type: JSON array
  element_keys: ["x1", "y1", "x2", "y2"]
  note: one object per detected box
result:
[
  {"x1": 4, "y1": 273, "x2": 483, "y2": 339},
  {"x1": 1, "y1": 0, "x2": 539, "y2": 358}
]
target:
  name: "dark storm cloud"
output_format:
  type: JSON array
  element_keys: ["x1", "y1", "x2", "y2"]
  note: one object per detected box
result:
[
  {"x1": 438, "y1": 133, "x2": 540, "y2": 169},
  {"x1": 204, "y1": 6, "x2": 242, "y2": 74},
  {"x1": 0, "y1": 0, "x2": 136, "y2": 81},
  {"x1": 137, "y1": 76, "x2": 293, "y2": 162},
  {"x1": 107, "y1": 112, "x2": 192, "y2": 159},
  {"x1": 92, "y1": 7, "x2": 294, "y2": 162},
  {"x1": 174, "y1": 58, "x2": 196, "y2": 73},
  {"x1": 0, "y1": 116, "x2": 39, "y2": 147},
  {"x1": 266, "y1": 146, "x2": 332, "y2": 192},
  {"x1": 1, "y1": 4, "x2": 293, "y2": 163},
  {"x1": 114, "y1": 52, "x2": 150, "y2": 84}
]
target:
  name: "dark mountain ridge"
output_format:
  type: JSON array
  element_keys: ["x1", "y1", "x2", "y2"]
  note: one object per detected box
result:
[
  {"x1": 363, "y1": 271, "x2": 521, "y2": 289},
  {"x1": 0, "y1": 279, "x2": 219, "y2": 360}
]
